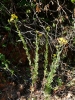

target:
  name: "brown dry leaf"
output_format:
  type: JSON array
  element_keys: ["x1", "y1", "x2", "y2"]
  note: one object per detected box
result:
[
  {"x1": 36, "y1": 3, "x2": 42, "y2": 13},
  {"x1": 30, "y1": 86, "x2": 35, "y2": 92},
  {"x1": 20, "y1": 96, "x2": 26, "y2": 100},
  {"x1": 73, "y1": 8, "x2": 75, "y2": 18},
  {"x1": 57, "y1": 6, "x2": 62, "y2": 11},
  {"x1": 44, "y1": 4, "x2": 49, "y2": 12},
  {"x1": 33, "y1": 0, "x2": 36, "y2": 2},
  {"x1": 65, "y1": 15, "x2": 69, "y2": 19}
]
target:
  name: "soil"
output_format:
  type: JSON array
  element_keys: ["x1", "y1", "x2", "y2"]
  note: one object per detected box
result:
[{"x1": 0, "y1": 61, "x2": 75, "y2": 100}]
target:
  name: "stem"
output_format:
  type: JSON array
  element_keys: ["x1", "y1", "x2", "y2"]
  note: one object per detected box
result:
[{"x1": 15, "y1": 22, "x2": 31, "y2": 66}]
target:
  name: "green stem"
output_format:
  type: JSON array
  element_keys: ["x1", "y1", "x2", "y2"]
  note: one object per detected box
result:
[
  {"x1": 32, "y1": 33, "x2": 39, "y2": 85},
  {"x1": 15, "y1": 22, "x2": 31, "y2": 66}
]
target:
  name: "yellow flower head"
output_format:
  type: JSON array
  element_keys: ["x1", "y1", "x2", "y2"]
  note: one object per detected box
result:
[
  {"x1": 35, "y1": 30, "x2": 43, "y2": 37},
  {"x1": 9, "y1": 14, "x2": 18, "y2": 22},
  {"x1": 46, "y1": 26, "x2": 50, "y2": 32},
  {"x1": 57, "y1": 37, "x2": 68, "y2": 45},
  {"x1": 53, "y1": 54, "x2": 57, "y2": 58}
]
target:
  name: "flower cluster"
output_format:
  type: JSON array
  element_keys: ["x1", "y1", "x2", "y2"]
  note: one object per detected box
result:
[
  {"x1": 57, "y1": 37, "x2": 68, "y2": 45},
  {"x1": 8, "y1": 14, "x2": 18, "y2": 23}
]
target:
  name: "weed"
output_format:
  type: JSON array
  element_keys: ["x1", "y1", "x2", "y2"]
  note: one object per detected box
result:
[
  {"x1": 44, "y1": 47, "x2": 62, "y2": 94},
  {"x1": 0, "y1": 53, "x2": 14, "y2": 75}
]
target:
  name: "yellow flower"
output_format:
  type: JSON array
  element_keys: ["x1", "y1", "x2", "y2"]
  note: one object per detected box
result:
[
  {"x1": 46, "y1": 26, "x2": 50, "y2": 31},
  {"x1": 53, "y1": 54, "x2": 57, "y2": 57},
  {"x1": 57, "y1": 37, "x2": 68, "y2": 45},
  {"x1": 9, "y1": 14, "x2": 18, "y2": 22},
  {"x1": 35, "y1": 30, "x2": 43, "y2": 37}
]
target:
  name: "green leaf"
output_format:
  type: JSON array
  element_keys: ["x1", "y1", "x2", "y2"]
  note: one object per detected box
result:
[
  {"x1": 71, "y1": 0, "x2": 75, "y2": 3},
  {"x1": 26, "y1": 9, "x2": 31, "y2": 14},
  {"x1": 17, "y1": 0, "x2": 27, "y2": 6},
  {"x1": 4, "y1": 26, "x2": 11, "y2": 31},
  {"x1": 53, "y1": 23, "x2": 56, "y2": 27}
]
